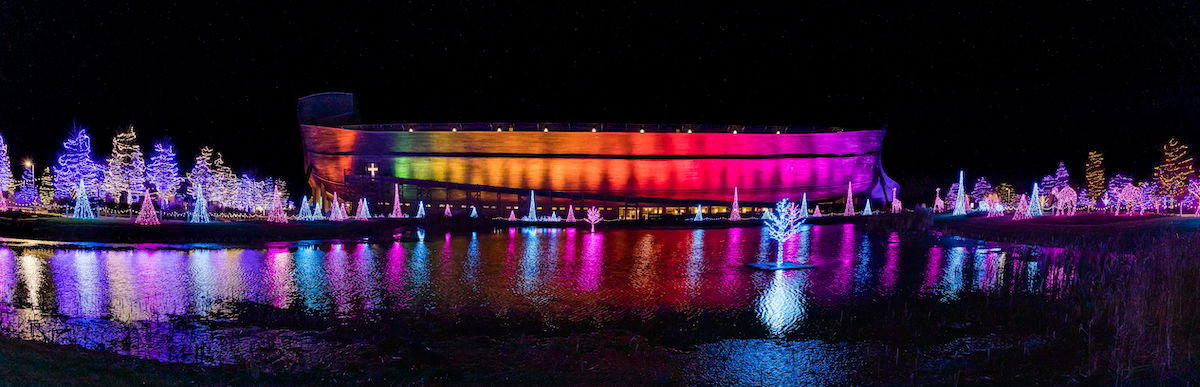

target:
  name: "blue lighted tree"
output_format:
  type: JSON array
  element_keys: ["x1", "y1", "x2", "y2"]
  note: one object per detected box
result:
[
  {"x1": 415, "y1": 200, "x2": 426, "y2": 218},
  {"x1": 800, "y1": 193, "x2": 809, "y2": 218},
  {"x1": 952, "y1": 170, "x2": 968, "y2": 215},
  {"x1": 692, "y1": 204, "x2": 703, "y2": 221},
  {"x1": 147, "y1": 141, "x2": 182, "y2": 205},
  {"x1": 14, "y1": 164, "x2": 37, "y2": 205},
  {"x1": 1027, "y1": 182, "x2": 1045, "y2": 217},
  {"x1": 0, "y1": 134, "x2": 12, "y2": 192},
  {"x1": 298, "y1": 196, "x2": 312, "y2": 220},
  {"x1": 70, "y1": 180, "x2": 95, "y2": 219},
  {"x1": 190, "y1": 184, "x2": 211, "y2": 223},
  {"x1": 862, "y1": 199, "x2": 874, "y2": 215},
  {"x1": 470, "y1": 205, "x2": 479, "y2": 218},
  {"x1": 52, "y1": 125, "x2": 102, "y2": 199},
  {"x1": 525, "y1": 190, "x2": 537, "y2": 220}
]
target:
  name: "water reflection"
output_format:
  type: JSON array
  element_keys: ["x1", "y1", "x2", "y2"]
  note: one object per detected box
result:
[{"x1": 0, "y1": 226, "x2": 1078, "y2": 366}]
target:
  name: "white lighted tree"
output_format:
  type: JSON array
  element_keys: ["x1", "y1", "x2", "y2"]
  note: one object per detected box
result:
[{"x1": 762, "y1": 198, "x2": 805, "y2": 265}]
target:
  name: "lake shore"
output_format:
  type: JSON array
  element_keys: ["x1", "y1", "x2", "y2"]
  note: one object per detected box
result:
[{"x1": 933, "y1": 212, "x2": 1199, "y2": 249}]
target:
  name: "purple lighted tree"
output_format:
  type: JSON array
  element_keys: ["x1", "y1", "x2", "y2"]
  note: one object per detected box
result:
[
  {"x1": 390, "y1": 184, "x2": 404, "y2": 218},
  {"x1": 14, "y1": 164, "x2": 37, "y2": 205},
  {"x1": 566, "y1": 205, "x2": 576, "y2": 222},
  {"x1": 134, "y1": 190, "x2": 160, "y2": 225},
  {"x1": 0, "y1": 134, "x2": 12, "y2": 193},
  {"x1": 585, "y1": 206, "x2": 602, "y2": 232},
  {"x1": 267, "y1": 188, "x2": 288, "y2": 223},
  {"x1": 146, "y1": 142, "x2": 182, "y2": 206},
  {"x1": 443, "y1": 204, "x2": 452, "y2": 217},
  {"x1": 843, "y1": 181, "x2": 855, "y2": 216},
  {"x1": 328, "y1": 193, "x2": 347, "y2": 221},
  {"x1": 53, "y1": 126, "x2": 102, "y2": 199}
]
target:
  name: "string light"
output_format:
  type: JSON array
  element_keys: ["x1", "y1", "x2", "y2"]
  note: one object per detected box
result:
[{"x1": 1086, "y1": 151, "x2": 1106, "y2": 204}]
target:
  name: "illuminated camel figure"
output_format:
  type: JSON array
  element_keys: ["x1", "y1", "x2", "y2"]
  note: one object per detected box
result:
[
  {"x1": 1053, "y1": 186, "x2": 1078, "y2": 216},
  {"x1": 1117, "y1": 184, "x2": 1143, "y2": 216},
  {"x1": 933, "y1": 188, "x2": 945, "y2": 213}
]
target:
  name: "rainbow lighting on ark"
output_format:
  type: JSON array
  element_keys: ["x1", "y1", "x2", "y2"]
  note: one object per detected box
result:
[{"x1": 298, "y1": 92, "x2": 899, "y2": 219}]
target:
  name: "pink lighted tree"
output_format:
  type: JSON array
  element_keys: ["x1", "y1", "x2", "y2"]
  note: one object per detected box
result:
[
  {"x1": 134, "y1": 190, "x2": 160, "y2": 225},
  {"x1": 585, "y1": 206, "x2": 602, "y2": 232},
  {"x1": 267, "y1": 188, "x2": 288, "y2": 223},
  {"x1": 729, "y1": 187, "x2": 742, "y2": 221},
  {"x1": 566, "y1": 205, "x2": 577, "y2": 222},
  {"x1": 391, "y1": 184, "x2": 404, "y2": 218}
]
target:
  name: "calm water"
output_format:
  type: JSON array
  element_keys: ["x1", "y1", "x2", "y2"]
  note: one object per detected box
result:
[{"x1": 0, "y1": 225, "x2": 1075, "y2": 383}]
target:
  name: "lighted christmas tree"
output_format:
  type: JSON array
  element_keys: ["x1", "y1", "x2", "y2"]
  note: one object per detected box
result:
[
  {"x1": 1027, "y1": 182, "x2": 1044, "y2": 217},
  {"x1": 565, "y1": 205, "x2": 575, "y2": 222},
  {"x1": 443, "y1": 204, "x2": 452, "y2": 217},
  {"x1": 147, "y1": 141, "x2": 182, "y2": 206},
  {"x1": 14, "y1": 163, "x2": 38, "y2": 205},
  {"x1": 470, "y1": 206, "x2": 479, "y2": 218},
  {"x1": 1053, "y1": 162, "x2": 1071, "y2": 191},
  {"x1": 0, "y1": 134, "x2": 12, "y2": 192},
  {"x1": 1107, "y1": 174, "x2": 1133, "y2": 211},
  {"x1": 415, "y1": 200, "x2": 426, "y2": 218},
  {"x1": 1085, "y1": 151, "x2": 1106, "y2": 204},
  {"x1": 971, "y1": 176, "x2": 993, "y2": 203},
  {"x1": 101, "y1": 126, "x2": 146, "y2": 204},
  {"x1": 328, "y1": 193, "x2": 347, "y2": 221},
  {"x1": 1187, "y1": 177, "x2": 1200, "y2": 215},
  {"x1": 52, "y1": 125, "x2": 102, "y2": 199},
  {"x1": 310, "y1": 197, "x2": 325, "y2": 220},
  {"x1": 508, "y1": 210, "x2": 517, "y2": 221},
  {"x1": 37, "y1": 167, "x2": 53, "y2": 206},
  {"x1": 692, "y1": 204, "x2": 703, "y2": 221},
  {"x1": 861, "y1": 199, "x2": 873, "y2": 215},
  {"x1": 585, "y1": 206, "x2": 602, "y2": 232},
  {"x1": 298, "y1": 195, "x2": 312, "y2": 220},
  {"x1": 390, "y1": 184, "x2": 404, "y2": 218},
  {"x1": 525, "y1": 190, "x2": 537, "y2": 220},
  {"x1": 762, "y1": 198, "x2": 806, "y2": 265},
  {"x1": 952, "y1": 171, "x2": 967, "y2": 215},
  {"x1": 211, "y1": 152, "x2": 237, "y2": 205},
  {"x1": 267, "y1": 188, "x2": 289, "y2": 223},
  {"x1": 843, "y1": 181, "x2": 855, "y2": 216},
  {"x1": 190, "y1": 184, "x2": 211, "y2": 223},
  {"x1": 548, "y1": 211, "x2": 561, "y2": 221},
  {"x1": 994, "y1": 183, "x2": 1016, "y2": 207},
  {"x1": 800, "y1": 193, "x2": 809, "y2": 217},
  {"x1": 1013, "y1": 194, "x2": 1030, "y2": 220},
  {"x1": 134, "y1": 190, "x2": 160, "y2": 225},
  {"x1": 729, "y1": 187, "x2": 742, "y2": 221},
  {"x1": 0, "y1": 193, "x2": 7, "y2": 212},
  {"x1": 812, "y1": 205, "x2": 822, "y2": 217},
  {"x1": 1154, "y1": 138, "x2": 1195, "y2": 204},
  {"x1": 187, "y1": 147, "x2": 215, "y2": 198},
  {"x1": 70, "y1": 180, "x2": 95, "y2": 219}
]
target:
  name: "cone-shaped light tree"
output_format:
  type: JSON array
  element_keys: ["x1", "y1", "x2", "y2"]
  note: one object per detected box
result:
[
  {"x1": 565, "y1": 205, "x2": 576, "y2": 222},
  {"x1": 729, "y1": 187, "x2": 742, "y2": 221},
  {"x1": 585, "y1": 206, "x2": 602, "y2": 232},
  {"x1": 443, "y1": 204, "x2": 452, "y2": 217},
  {"x1": 800, "y1": 193, "x2": 809, "y2": 218},
  {"x1": 470, "y1": 206, "x2": 479, "y2": 218},
  {"x1": 508, "y1": 210, "x2": 517, "y2": 221},
  {"x1": 415, "y1": 200, "x2": 425, "y2": 218},
  {"x1": 1027, "y1": 182, "x2": 1044, "y2": 217},
  {"x1": 190, "y1": 184, "x2": 211, "y2": 223},
  {"x1": 391, "y1": 184, "x2": 404, "y2": 218},
  {"x1": 952, "y1": 171, "x2": 968, "y2": 215},
  {"x1": 298, "y1": 196, "x2": 312, "y2": 220},
  {"x1": 71, "y1": 180, "x2": 95, "y2": 219},
  {"x1": 843, "y1": 181, "x2": 855, "y2": 216},
  {"x1": 525, "y1": 190, "x2": 537, "y2": 220},
  {"x1": 310, "y1": 197, "x2": 324, "y2": 220},
  {"x1": 763, "y1": 198, "x2": 805, "y2": 265},
  {"x1": 354, "y1": 198, "x2": 371, "y2": 220},
  {"x1": 812, "y1": 205, "x2": 822, "y2": 217},
  {"x1": 328, "y1": 193, "x2": 347, "y2": 221},
  {"x1": 267, "y1": 188, "x2": 289, "y2": 223},
  {"x1": 135, "y1": 190, "x2": 160, "y2": 225},
  {"x1": 862, "y1": 199, "x2": 873, "y2": 215},
  {"x1": 692, "y1": 204, "x2": 703, "y2": 221}
]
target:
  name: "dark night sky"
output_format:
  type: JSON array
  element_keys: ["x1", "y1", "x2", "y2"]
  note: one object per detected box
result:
[{"x1": 2, "y1": 1, "x2": 1198, "y2": 197}]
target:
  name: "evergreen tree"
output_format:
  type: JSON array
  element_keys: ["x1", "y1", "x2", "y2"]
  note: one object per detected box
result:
[
  {"x1": 211, "y1": 152, "x2": 237, "y2": 206},
  {"x1": 971, "y1": 176, "x2": 993, "y2": 202},
  {"x1": 52, "y1": 125, "x2": 102, "y2": 199},
  {"x1": 101, "y1": 126, "x2": 146, "y2": 204},
  {"x1": 14, "y1": 164, "x2": 37, "y2": 205},
  {"x1": 37, "y1": 167, "x2": 53, "y2": 205},
  {"x1": 0, "y1": 134, "x2": 12, "y2": 192},
  {"x1": 1154, "y1": 138, "x2": 1195, "y2": 203},
  {"x1": 995, "y1": 183, "x2": 1016, "y2": 206},
  {"x1": 187, "y1": 147, "x2": 215, "y2": 199},
  {"x1": 189, "y1": 184, "x2": 210, "y2": 223},
  {"x1": 146, "y1": 141, "x2": 182, "y2": 205},
  {"x1": 1085, "y1": 151, "x2": 1106, "y2": 203},
  {"x1": 1053, "y1": 161, "x2": 1070, "y2": 190}
]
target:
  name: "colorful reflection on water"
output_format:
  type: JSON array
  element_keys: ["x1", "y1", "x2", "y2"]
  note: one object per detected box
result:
[{"x1": 0, "y1": 226, "x2": 1073, "y2": 373}]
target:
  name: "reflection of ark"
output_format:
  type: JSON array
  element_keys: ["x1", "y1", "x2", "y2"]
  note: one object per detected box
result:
[{"x1": 298, "y1": 92, "x2": 899, "y2": 206}]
